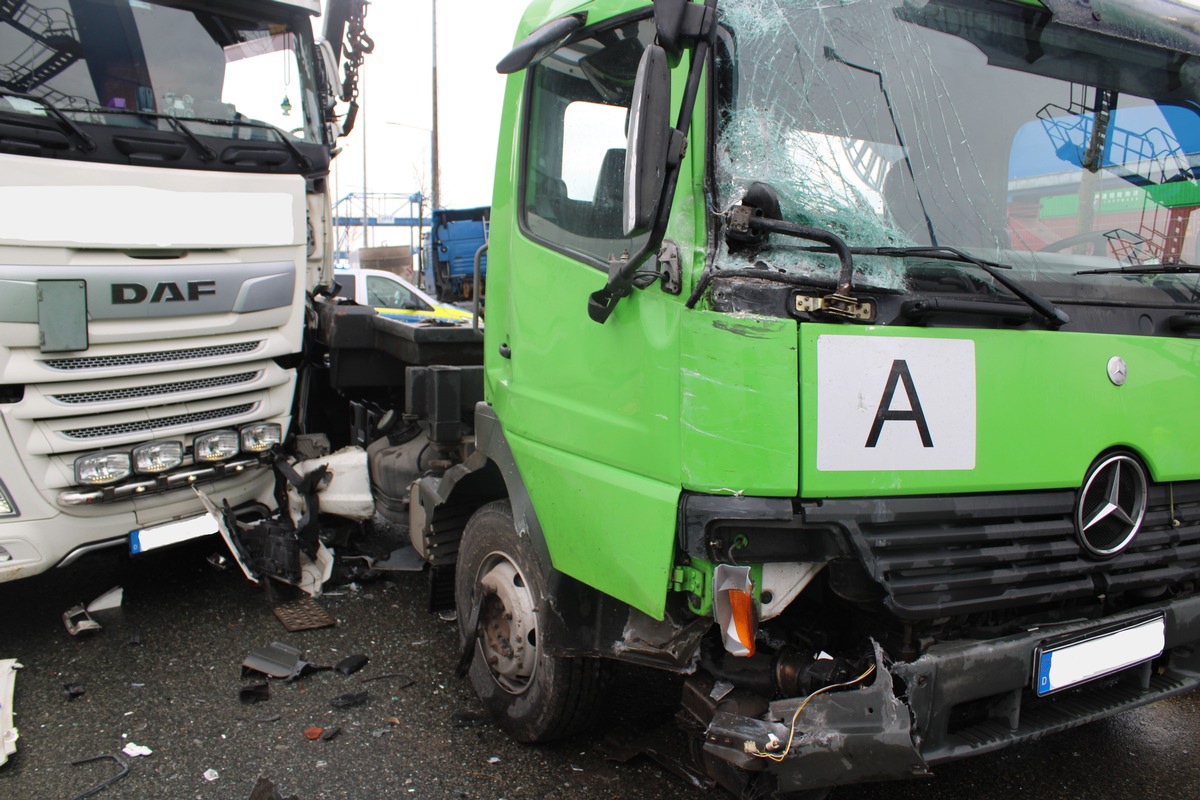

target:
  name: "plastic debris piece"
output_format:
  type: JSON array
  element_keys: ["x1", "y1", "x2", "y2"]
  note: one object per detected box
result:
[
  {"x1": 206, "y1": 552, "x2": 229, "y2": 571},
  {"x1": 320, "y1": 726, "x2": 342, "y2": 741},
  {"x1": 64, "y1": 683, "x2": 85, "y2": 701},
  {"x1": 335, "y1": 654, "x2": 368, "y2": 676},
  {"x1": 128, "y1": 628, "x2": 143, "y2": 646},
  {"x1": 242, "y1": 642, "x2": 312, "y2": 681},
  {"x1": 437, "y1": 609, "x2": 458, "y2": 622},
  {"x1": 69, "y1": 753, "x2": 129, "y2": 800},
  {"x1": 121, "y1": 743, "x2": 152, "y2": 758},
  {"x1": 386, "y1": 717, "x2": 401, "y2": 726},
  {"x1": 329, "y1": 691, "x2": 368, "y2": 709},
  {"x1": 272, "y1": 596, "x2": 336, "y2": 632},
  {"x1": 87, "y1": 586, "x2": 123, "y2": 613},
  {"x1": 0, "y1": 659, "x2": 21, "y2": 767},
  {"x1": 303, "y1": 727, "x2": 323, "y2": 741},
  {"x1": 63, "y1": 605, "x2": 101, "y2": 636},
  {"x1": 203, "y1": 768, "x2": 219, "y2": 782},
  {"x1": 487, "y1": 756, "x2": 501, "y2": 764},
  {"x1": 239, "y1": 683, "x2": 271, "y2": 704}
]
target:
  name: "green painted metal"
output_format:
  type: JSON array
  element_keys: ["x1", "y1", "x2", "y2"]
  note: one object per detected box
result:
[{"x1": 799, "y1": 324, "x2": 1200, "y2": 496}]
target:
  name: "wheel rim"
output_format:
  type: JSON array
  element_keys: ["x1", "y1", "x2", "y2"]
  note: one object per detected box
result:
[{"x1": 475, "y1": 551, "x2": 539, "y2": 694}]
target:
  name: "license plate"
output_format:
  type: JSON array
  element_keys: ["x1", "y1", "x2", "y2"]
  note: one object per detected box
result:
[
  {"x1": 1034, "y1": 614, "x2": 1165, "y2": 696},
  {"x1": 130, "y1": 512, "x2": 218, "y2": 555}
]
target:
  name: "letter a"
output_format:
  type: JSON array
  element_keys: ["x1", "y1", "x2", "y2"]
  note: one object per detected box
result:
[{"x1": 865, "y1": 360, "x2": 933, "y2": 448}]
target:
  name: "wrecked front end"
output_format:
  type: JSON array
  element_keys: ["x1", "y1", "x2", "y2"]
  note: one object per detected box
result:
[{"x1": 673, "y1": 492, "x2": 1200, "y2": 797}]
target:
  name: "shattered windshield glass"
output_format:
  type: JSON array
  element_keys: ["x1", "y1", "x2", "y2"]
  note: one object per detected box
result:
[
  {"x1": 0, "y1": 0, "x2": 322, "y2": 144},
  {"x1": 715, "y1": 0, "x2": 1200, "y2": 304}
]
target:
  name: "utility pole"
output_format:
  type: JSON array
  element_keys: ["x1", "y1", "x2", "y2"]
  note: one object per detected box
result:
[
  {"x1": 361, "y1": 62, "x2": 369, "y2": 249},
  {"x1": 430, "y1": 0, "x2": 441, "y2": 213}
]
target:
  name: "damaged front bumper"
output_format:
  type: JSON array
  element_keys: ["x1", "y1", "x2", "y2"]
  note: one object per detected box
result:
[{"x1": 700, "y1": 595, "x2": 1200, "y2": 794}]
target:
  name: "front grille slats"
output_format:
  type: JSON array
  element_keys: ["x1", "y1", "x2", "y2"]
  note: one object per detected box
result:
[
  {"x1": 60, "y1": 403, "x2": 255, "y2": 440},
  {"x1": 42, "y1": 341, "x2": 262, "y2": 371},
  {"x1": 50, "y1": 371, "x2": 260, "y2": 405},
  {"x1": 813, "y1": 483, "x2": 1200, "y2": 619}
]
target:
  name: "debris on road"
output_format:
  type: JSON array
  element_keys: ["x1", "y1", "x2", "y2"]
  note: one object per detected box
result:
[
  {"x1": 0, "y1": 659, "x2": 20, "y2": 767},
  {"x1": 272, "y1": 595, "x2": 336, "y2": 632},
  {"x1": 202, "y1": 768, "x2": 220, "y2": 782},
  {"x1": 452, "y1": 711, "x2": 488, "y2": 729},
  {"x1": 63, "y1": 683, "x2": 85, "y2": 701},
  {"x1": 63, "y1": 586, "x2": 124, "y2": 636},
  {"x1": 329, "y1": 691, "x2": 368, "y2": 709},
  {"x1": 242, "y1": 642, "x2": 329, "y2": 681},
  {"x1": 121, "y1": 742, "x2": 152, "y2": 758},
  {"x1": 69, "y1": 753, "x2": 129, "y2": 799},
  {"x1": 335, "y1": 654, "x2": 368, "y2": 675},
  {"x1": 248, "y1": 775, "x2": 300, "y2": 800},
  {"x1": 239, "y1": 683, "x2": 271, "y2": 704},
  {"x1": 303, "y1": 726, "x2": 323, "y2": 741}
]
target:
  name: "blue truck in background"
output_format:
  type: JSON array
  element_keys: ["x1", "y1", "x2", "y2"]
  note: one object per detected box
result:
[{"x1": 423, "y1": 206, "x2": 489, "y2": 306}]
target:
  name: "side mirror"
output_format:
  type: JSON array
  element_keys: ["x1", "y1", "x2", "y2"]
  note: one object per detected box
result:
[
  {"x1": 497, "y1": 15, "x2": 585, "y2": 74},
  {"x1": 623, "y1": 44, "x2": 672, "y2": 237}
]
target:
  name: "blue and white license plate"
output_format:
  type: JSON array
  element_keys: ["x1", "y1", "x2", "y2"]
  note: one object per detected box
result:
[
  {"x1": 1034, "y1": 615, "x2": 1165, "y2": 696},
  {"x1": 130, "y1": 512, "x2": 218, "y2": 555}
]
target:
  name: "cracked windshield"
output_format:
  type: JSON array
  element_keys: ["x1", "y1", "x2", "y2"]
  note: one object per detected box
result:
[{"x1": 715, "y1": 0, "x2": 1200, "y2": 305}]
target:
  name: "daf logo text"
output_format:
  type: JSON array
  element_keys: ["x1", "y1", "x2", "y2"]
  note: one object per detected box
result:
[{"x1": 111, "y1": 281, "x2": 218, "y2": 304}]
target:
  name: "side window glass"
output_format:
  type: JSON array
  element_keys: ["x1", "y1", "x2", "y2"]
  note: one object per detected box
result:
[
  {"x1": 521, "y1": 18, "x2": 655, "y2": 263},
  {"x1": 366, "y1": 275, "x2": 407, "y2": 308}
]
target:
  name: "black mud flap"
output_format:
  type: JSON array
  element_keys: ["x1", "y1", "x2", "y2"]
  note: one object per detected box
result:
[{"x1": 701, "y1": 645, "x2": 929, "y2": 796}]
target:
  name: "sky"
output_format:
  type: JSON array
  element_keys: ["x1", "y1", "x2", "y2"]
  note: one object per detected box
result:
[{"x1": 326, "y1": 0, "x2": 532, "y2": 251}]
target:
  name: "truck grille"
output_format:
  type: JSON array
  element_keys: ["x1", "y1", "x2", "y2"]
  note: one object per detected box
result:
[
  {"x1": 49, "y1": 371, "x2": 260, "y2": 404},
  {"x1": 42, "y1": 341, "x2": 262, "y2": 371},
  {"x1": 60, "y1": 403, "x2": 256, "y2": 440},
  {"x1": 806, "y1": 482, "x2": 1200, "y2": 620}
]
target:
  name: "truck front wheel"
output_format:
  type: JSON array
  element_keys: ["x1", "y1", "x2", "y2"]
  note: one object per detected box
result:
[{"x1": 455, "y1": 499, "x2": 608, "y2": 742}]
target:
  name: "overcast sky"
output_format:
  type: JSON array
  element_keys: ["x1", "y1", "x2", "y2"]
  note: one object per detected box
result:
[{"x1": 327, "y1": 0, "x2": 531, "y2": 249}]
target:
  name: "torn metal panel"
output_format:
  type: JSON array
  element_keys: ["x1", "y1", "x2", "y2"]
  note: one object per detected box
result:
[
  {"x1": 272, "y1": 595, "x2": 336, "y2": 632},
  {"x1": 242, "y1": 642, "x2": 328, "y2": 682},
  {"x1": 0, "y1": 659, "x2": 20, "y2": 767},
  {"x1": 703, "y1": 647, "x2": 928, "y2": 793},
  {"x1": 195, "y1": 487, "x2": 259, "y2": 584},
  {"x1": 62, "y1": 586, "x2": 124, "y2": 636}
]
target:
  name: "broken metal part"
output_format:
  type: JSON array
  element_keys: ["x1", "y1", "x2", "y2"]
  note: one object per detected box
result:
[
  {"x1": 241, "y1": 642, "x2": 328, "y2": 681},
  {"x1": 272, "y1": 596, "x2": 336, "y2": 632},
  {"x1": 69, "y1": 753, "x2": 129, "y2": 800},
  {"x1": 701, "y1": 646, "x2": 928, "y2": 795},
  {"x1": 335, "y1": 654, "x2": 369, "y2": 676},
  {"x1": 330, "y1": 691, "x2": 368, "y2": 709},
  {"x1": 239, "y1": 683, "x2": 271, "y2": 704},
  {"x1": 0, "y1": 659, "x2": 20, "y2": 767},
  {"x1": 598, "y1": 724, "x2": 717, "y2": 792},
  {"x1": 195, "y1": 488, "x2": 260, "y2": 584},
  {"x1": 64, "y1": 683, "x2": 85, "y2": 701}
]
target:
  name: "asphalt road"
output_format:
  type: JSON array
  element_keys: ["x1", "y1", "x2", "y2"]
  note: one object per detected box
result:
[{"x1": 3, "y1": 532, "x2": 1200, "y2": 800}]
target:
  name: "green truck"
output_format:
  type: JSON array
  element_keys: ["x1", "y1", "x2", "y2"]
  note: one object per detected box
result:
[{"x1": 313, "y1": 0, "x2": 1200, "y2": 795}]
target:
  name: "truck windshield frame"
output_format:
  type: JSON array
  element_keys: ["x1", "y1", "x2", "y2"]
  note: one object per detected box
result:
[
  {"x1": 0, "y1": 0, "x2": 325, "y2": 173},
  {"x1": 711, "y1": 0, "x2": 1200, "y2": 310}
]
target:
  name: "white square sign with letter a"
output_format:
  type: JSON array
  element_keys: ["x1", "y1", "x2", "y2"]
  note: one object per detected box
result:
[{"x1": 816, "y1": 335, "x2": 976, "y2": 471}]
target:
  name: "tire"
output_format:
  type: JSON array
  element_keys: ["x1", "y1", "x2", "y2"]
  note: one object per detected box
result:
[{"x1": 455, "y1": 499, "x2": 609, "y2": 742}]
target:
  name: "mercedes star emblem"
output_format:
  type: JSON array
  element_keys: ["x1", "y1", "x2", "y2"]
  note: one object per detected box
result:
[{"x1": 1076, "y1": 453, "x2": 1148, "y2": 557}]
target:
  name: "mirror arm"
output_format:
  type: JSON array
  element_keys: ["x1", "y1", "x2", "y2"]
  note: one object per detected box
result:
[{"x1": 587, "y1": 0, "x2": 717, "y2": 324}]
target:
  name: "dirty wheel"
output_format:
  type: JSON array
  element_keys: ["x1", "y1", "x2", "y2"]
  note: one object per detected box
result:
[{"x1": 455, "y1": 499, "x2": 608, "y2": 742}]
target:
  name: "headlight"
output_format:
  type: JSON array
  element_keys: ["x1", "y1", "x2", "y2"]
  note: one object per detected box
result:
[
  {"x1": 240, "y1": 422, "x2": 282, "y2": 453},
  {"x1": 74, "y1": 452, "x2": 132, "y2": 485},
  {"x1": 194, "y1": 430, "x2": 240, "y2": 462},
  {"x1": 132, "y1": 441, "x2": 183, "y2": 474},
  {"x1": 0, "y1": 480, "x2": 17, "y2": 517}
]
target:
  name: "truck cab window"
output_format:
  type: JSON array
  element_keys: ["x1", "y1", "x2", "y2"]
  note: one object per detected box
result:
[{"x1": 520, "y1": 18, "x2": 655, "y2": 264}]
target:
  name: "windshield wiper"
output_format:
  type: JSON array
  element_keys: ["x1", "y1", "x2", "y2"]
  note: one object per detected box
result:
[
  {"x1": 1076, "y1": 264, "x2": 1200, "y2": 276},
  {"x1": 856, "y1": 245, "x2": 1070, "y2": 328},
  {"x1": 0, "y1": 90, "x2": 96, "y2": 151}
]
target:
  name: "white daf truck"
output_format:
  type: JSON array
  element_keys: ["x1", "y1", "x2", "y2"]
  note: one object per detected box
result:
[{"x1": 0, "y1": 0, "x2": 366, "y2": 580}]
